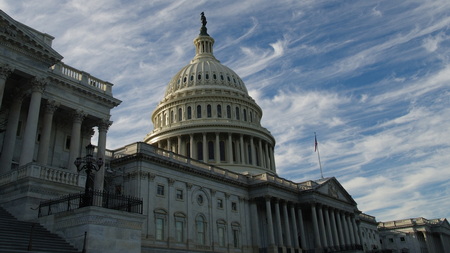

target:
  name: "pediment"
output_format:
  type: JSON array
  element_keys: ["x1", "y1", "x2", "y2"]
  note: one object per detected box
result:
[
  {"x1": 315, "y1": 177, "x2": 356, "y2": 205},
  {"x1": 0, "y1": 10, "x2": 62, "y2": 66}
]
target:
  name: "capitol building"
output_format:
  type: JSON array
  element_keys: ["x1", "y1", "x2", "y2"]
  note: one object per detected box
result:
[{"x1": 0, "y1": 10, "x2": 448, "y2": 253}]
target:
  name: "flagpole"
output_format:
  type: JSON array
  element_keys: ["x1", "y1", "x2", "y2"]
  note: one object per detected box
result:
[{"x1": 315, "y1": 132, "x2": 324, "y2": 179}]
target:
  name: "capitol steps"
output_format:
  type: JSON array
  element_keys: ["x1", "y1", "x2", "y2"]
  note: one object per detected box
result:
[{"x1": 0, "y1": 206, "x2": 81, "y2": 253}]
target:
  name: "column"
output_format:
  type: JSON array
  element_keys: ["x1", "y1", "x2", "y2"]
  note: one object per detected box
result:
[
  {"x1": 189, "y1": 134, "x2": 194, "y2": 159},
  {"x1": 265, "y1": 142, "x2": 270, "y2": 169},
  {"x1": 202, "y1": 133, "x2": 207, "y2": 161},
  {"x1": 239, "y1": 134, "x2": 245, "y2": 164},
  {"x1": 317, "y1": 205, "x2": 328, "y2": 248},
  {"x1": 269, "y1": 146, "x2": 276, "y2": 171},
  {"x1": 168, "y1": 138, "x2": 172, "y2": 152},
  {"x1": 0, "y1": 94, "x2": 24, "y2": 173},
  {"x1": 346, "y1": 214, "x2": 355, "y2": 247},
  {"x1": 67, "y1": 110, "x2": 85, "y2": 172},
  {"x1": 352, "y1": 217, "x2": 361, "y2": 246},
  {"x1": 94, "y1": 119, "x2": 111, "y2": 191},
  {"x1": 19, "y1": 78, "x2": 46, "y2": 166},
  {"x1": 335, "y1": 210, "x2": 345, "y2": 248},
  {"x1": 37, "y1": 101, "x2": 59, "y2": 164},
  {"x1": 323, "y1": 207, "x2": 334, "y2": 249},
  {"x1": 177, "y1": 135, "x2": 182, "y2": 154},
  {"x1": 290, "y1": 205, "x2": 299, "y2": 248},
  {"x1": 250, "y1": 199, "x2": 261, "y2": 247},
  {"x1": 274, "y1": 199, "x2": 284, "y2": 247},
  {"x1": 329, "y1": 208, "x2": 340, "y2": 249},
  {"x1": 250, "y1": 137, "x2": 256, "y2": 166},
  {"x1": 311, "y1": 203, "x2": 322, "y2": 249},
  {"x1": 265, "y1": 197, "x2": 275, "y2": 247},
  {"x1": 282, "y1": 201, "x2": 292, "y2": 247},
  {"x1": 215, "y1": 133, "x2": 220, "y2": 163},
  {"x1": 340, "y1": 212, "x2": 350, "y2": 247},
  {"x1": 227, "y1": 133, "x2": 233, "y2": 163},
  {"x1": 297, "y1": 206, "x2": 307, "y2": 249},
  {"x1": 0, "y1": 64, "x2": 13, "y2": 109},
  {"x1": 258, "y1": 139, "x2": 264, "y2": 167}
]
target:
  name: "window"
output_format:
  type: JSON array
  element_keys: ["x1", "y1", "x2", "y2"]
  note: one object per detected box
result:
[
  {"x1": 187, "y1": 106, "x2": 192, "y2": 119},
  {"x1": 231, "y1": 202, "x2": 237, "y2": 211},
  {"x1": 400, "y1": 237, "x2": 405, "y2": 242},
  {"x1": 218, "y1": 226, "x2": 225, "y2": 247},
  {"x1": 170, "y1": 110, "x2": 174, "y2": 123},
  {"x1": 206, "y1": 73, "x2": 209, "y2": 79},
  {"x1": 226, "y1": 105, "x2": 231, "y2": 119},
  {"x1": 233, "y1": 229, "x2": 239, "y2": 248},
  {"x1": 243, "y1": 109, "x2": 247, "y2": 121},
  {"x1": 208, "y1": 141, "x2": 214, "y2": 160},
  {"x1": 175, "y1": 221, "x2": 183, "y2": 242},
  {"x1": 198, "y1": 74, "x2": 201, "y2": 80},
  {"x1": 197, "y1": 142, "x2": 203, "y2": 161},
  {"x1": 156, "y1": 218, "x2": 164, "y2": 240},
  {"x1": 389, "y1": 238, "x2": 394, "y2": 243},
  {"x1": 197, "y1": 194, "x2": 204, "y2": 205},
  {"x1": 197, "y1": 105, "x2": 202, "y2": 118},
  {"x1": 250, "y1": 112, "x2": 253, "y2": 122},
  {"x1": 217, "y1": 199, "x2": 223, "y2": 209},
  {"x1": 196, "y1": 215, "x2": 206, "y2": 245},
  {"x1": 235, "y1": 107, "x2": 240, "y2": 120},
  {"x1": 178, "y1": 108, "x2": 182, "y2": 121},
  {"x1": 220, "y1": 141, "x2": 225, "y2": 161},
  {"x1": 186, "y1": 142, "x2": 191, "y2": 157},
  {"x1": 217, "y1": 105, "x2": 222, "y2": 118},
  {"x1": 248, "y1": 144, "x2": 252, "y2": 164},
  {"x1": 176, "y1": 189, "x2": 183, "y2": 200},
  {"x1": 65, "y1": 135, "x2": 71, "y2": 150},
  {"x1": 157, "y1": 185, "x2": 165, "y2": 196},
  {"x1": 207, "y1": 104, "x2": 212, "y2": 117}
]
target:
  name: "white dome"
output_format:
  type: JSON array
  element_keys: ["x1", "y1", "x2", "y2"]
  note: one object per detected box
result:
[{"x1": 164, "y1": 36, "x2": 248, "y2": 99}]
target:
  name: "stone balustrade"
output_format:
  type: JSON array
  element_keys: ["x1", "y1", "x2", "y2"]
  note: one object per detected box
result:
[
  {"x1": 0, "y1": 163, "x2": 85, "y2": 187},
  {"x1": 50, "y1": 62, "x2": 113, "y2": 94}
]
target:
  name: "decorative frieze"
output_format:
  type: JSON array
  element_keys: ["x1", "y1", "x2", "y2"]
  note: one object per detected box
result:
[{"x1": 0, "y1": 63, "x2": 13, "y2": 80}]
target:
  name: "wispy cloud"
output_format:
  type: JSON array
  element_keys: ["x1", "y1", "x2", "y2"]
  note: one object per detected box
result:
[{"x1": 3, "y1": 0, "x2": 450, "y2": 221}]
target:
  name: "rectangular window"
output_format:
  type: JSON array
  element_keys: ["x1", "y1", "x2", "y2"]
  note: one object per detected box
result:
[
  {"x1": 218, "y1": 227, "x2": 225, "y2": 247},
  {"x1": 175, "y1": 221, "x2": 183, "y2": 242},
  {"x1": 176, "y1": 189, "x2": 183, "y2": 200},
  {"x1": 231, "y1": 202, "x2": 237, "y2": 211},
  {"x1": 65, "y1": 136, "x2": 71, "y2": 150},
  {"x1": 388, "y1": 238, "x2": 394, "y2": 243},
  {"x1": 157, "y1": 185, "x2": 165, "y2": 196},
  {"x1": 156, "y1": 218, "x2": 164, "y2": 240},
  {"x1": 217, "y1": 199, "x2": 223, "y2": 209},
  {"x1": 400, "y1": 237, "x2": 405, "y2": 242}
]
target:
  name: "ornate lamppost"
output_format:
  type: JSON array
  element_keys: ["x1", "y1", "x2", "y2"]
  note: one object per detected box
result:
[{"x1": 74, "y1": 143, "x2": 103, "y2": 207}]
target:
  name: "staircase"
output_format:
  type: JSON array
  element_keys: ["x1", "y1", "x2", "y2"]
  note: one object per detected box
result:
[{"x1": 0, "y1": 206, "x2": 81, "y2": 253}]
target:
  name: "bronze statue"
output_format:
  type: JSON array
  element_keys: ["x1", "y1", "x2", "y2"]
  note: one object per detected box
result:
[{"x1": 201, "y1": 12, "x2": 207, "y2": 27}]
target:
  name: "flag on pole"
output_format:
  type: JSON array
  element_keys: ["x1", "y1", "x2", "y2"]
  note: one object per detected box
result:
[{"x1": 314, "y1": 134, "x2": 318, "y2": 152}]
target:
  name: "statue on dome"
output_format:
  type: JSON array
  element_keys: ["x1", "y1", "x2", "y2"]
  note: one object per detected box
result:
[{"x1": 201, "y1": 12, "x2": 207, "y2": 27}]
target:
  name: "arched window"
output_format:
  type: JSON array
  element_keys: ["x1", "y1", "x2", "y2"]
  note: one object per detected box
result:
[
  {"x1": 235, "y1": 107, "x2": 240, "y2": 120},
  {"x1": 178, "y1": 108, "x2": 182, "y2": 121},
  {"x1": 196, "y1": 215, "x2": 206, "y2": 245},
  {"x1": 250, "y1": 112, "x2": 253, "y2": 122},
  {"x1": 197, "y1": 105, "x2": 202, "y2": 118},
  {"x1": 243, "y1": 109, "x2": 247, "y2": 121},
  {"x1": 208, "y1": 141, "x2": 214, "y2": 160},
  {"x1": 227, "y1": 105, "x2": 231, "y2": 119},
  {"x1": 187, "y1": 106, "x2": 192, "y2": 119},
  {"x1": 197, "y1": 142, "x2": 203, "y2": 161},
  {"x1": 154, "y1": 208, "x2": 168, "y2": 241},
  {"x1": 174, "y1": 212, "x2": 186, "y2": 243},
  {"x1": 248, "y1": 144, "x2": 252, "y2": 164},
  {"x1": 231, "y1": 222, "x2": 241, "y2": 248},
  {"x1": 217, "y1": 105, "x2": 222, "y2": 118},
  {"x1": 170, "y1": 110, "x2": 174, "y2": 123},
  {"x1": 207, "y1": 104, "x2": 212, "y2": 118}
]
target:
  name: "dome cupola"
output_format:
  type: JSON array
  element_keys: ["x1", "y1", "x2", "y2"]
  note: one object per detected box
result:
[{"x1": 144, "y1": 13, "x2": 276, "y2": 175}]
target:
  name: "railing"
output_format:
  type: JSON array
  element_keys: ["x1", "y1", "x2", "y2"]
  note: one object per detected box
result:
[
  {"x1": 38, "y1": 190, "x2": 143, "y2": 217},
  {"x1": 0, "y1": 163, "x2": 85, "y2": 187},
  {"x1": 50, "y1": 62, "x2": 113, "y2": 94}
]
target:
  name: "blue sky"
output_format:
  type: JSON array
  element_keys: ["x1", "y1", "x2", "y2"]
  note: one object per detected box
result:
[{"x1": 2, "y1": 0, "x2": 449, "y2": 221}]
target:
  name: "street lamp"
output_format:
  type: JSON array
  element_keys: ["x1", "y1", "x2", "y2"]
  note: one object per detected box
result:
[{"x1": 74, "y1": 143, "x2": 104, "y2": 206}]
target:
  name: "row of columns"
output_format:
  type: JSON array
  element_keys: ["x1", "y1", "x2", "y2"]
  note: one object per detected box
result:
[
  {"x1": 250, "y1": 197, "x2": 362, "y2": 252},
  {"x1": 155, "y1": 132, "x2": 276, "y2": 171},
  {"x1": 0, "y1": 70, "x2": 111, "y2": 192}
]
